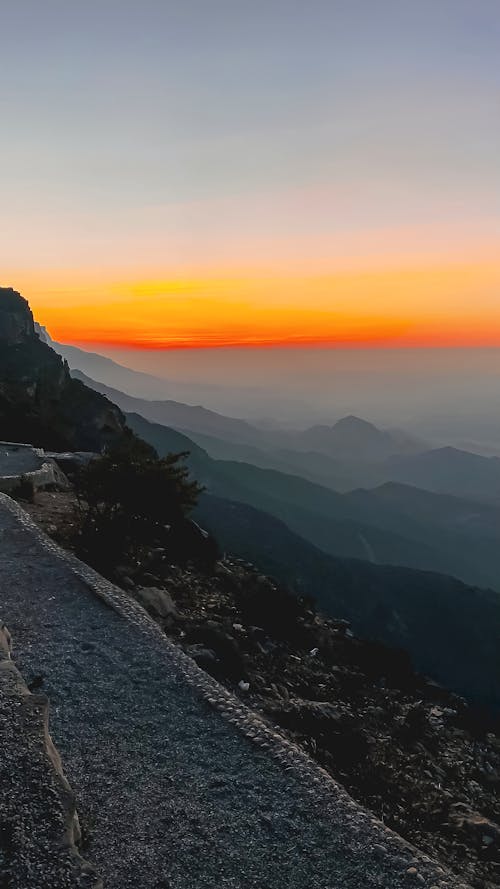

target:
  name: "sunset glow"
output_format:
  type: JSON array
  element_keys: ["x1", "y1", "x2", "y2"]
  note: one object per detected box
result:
[{"x1": 19, "y1": 255, "x2": 500, "y2": 349}]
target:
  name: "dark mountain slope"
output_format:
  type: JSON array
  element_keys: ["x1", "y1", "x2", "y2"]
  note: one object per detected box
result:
[
  {"x1": 347, "y1": 481, "x2": 500, "y2": 536},
  {"x1": 124, "y1": 412, "x2": 208, "y2": 474},
  {"x1": 179, "y1": 428, "x2": 350, "y2": 490},
  {"x1": 194, "y1": 494, "x2": 500, "y2": 709},
  {"x1": 127, "y1": 412, "x2": 500, "y2": 590},
  {"x1": 72, "y1": 369, "x2": 265, "y2": 445},
  {"x1": 343, "y1": 482, "x2": 500, "y2": 589},
  {"x1": 383, "y1": 446, "x2": 500, "y2": 502},
  {"x1": 126, "y1": 412, "x2": 445, "y2": 569}
]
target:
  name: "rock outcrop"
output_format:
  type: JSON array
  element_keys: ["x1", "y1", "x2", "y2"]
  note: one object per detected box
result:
[{"x1": 0, "y1": 287, "x2": 152, "y2": 454}]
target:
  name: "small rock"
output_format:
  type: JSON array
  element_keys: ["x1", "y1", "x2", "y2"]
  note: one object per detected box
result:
[
  {"x1": 140, "y1": 572, "x2": 160, "y2": 587},
  {"x1": 135, "y1": 587, "x2": 177, "y2": 622},
  {"x1": 238, "y1": 680, "x2": 250, "y2": 692},
  {"x1": 186, "y1": 645, "x2": 218, "y2": 669}
]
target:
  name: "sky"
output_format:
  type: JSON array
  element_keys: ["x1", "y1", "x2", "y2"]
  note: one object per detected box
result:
[{"x1": 1, "y1": 0, "x2": 499, "y2": 349}]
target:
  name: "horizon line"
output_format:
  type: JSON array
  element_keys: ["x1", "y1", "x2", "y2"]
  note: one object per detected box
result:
[{"x1": 53, "y1": 334, "x2": 500, "y2": 352}]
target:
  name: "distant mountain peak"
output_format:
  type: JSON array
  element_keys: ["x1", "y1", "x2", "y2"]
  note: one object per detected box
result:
[{"x1": 333, "y1": 415, "x2": 380, "y2": 432}]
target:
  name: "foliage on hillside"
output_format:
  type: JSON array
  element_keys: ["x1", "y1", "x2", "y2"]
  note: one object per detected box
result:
[{"x1": 73, "y1": 448, "x2": 218, "y2": 573}]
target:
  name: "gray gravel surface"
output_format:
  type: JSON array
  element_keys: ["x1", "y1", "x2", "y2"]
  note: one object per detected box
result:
[
  {"x1": 0, "y1": 494, "x2": 469, "y2": 889},
  {"x1": 0, "y1": 652, "x2": 101, "y2": 888}
]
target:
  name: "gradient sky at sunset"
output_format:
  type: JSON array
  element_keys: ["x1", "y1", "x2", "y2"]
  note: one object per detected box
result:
[{"x1": 1, "y1": 0, "x2": 499, "y2": 349}]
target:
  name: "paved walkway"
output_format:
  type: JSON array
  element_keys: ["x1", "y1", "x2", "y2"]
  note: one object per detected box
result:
[{"x1": 0, "y1": 494, "x2": 466, "y2": 889}]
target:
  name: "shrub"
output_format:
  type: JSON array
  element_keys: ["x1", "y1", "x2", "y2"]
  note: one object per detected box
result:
[{"x1": 74, "y1": 445, "x2": 207, "y2": 571}]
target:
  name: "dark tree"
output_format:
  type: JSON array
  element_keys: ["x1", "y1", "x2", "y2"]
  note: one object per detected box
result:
[{"x1": 74, "y1": 446, "x2": 204, "y2": 569}]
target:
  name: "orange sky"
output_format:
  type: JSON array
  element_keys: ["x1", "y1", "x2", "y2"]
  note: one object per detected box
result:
[{"x1": 18, "y1": 252, "x2": 500, "y2": 349}]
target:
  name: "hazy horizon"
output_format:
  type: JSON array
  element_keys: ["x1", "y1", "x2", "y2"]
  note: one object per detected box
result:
[{"x1": 53, "y1": 336, "x2": 500, "y2": 449}]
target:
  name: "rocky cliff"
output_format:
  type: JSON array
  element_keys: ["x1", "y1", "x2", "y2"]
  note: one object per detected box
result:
[
  {"x1": 0, "y1": 287, "x2": 36, "y2": 344},
  {"x1": 0, "y1": 287, "x2": 150, "y2": 453}
]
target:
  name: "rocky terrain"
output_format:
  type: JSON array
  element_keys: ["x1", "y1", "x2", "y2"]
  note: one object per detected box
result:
[
  {"x1": 25, "y1": 489, "x2": 500, "y2": 889},
  {"x1": 0, "y1": 287, "x2": 147, "y2": 454}
]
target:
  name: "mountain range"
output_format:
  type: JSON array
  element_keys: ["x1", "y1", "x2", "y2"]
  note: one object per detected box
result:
[
  {"x1": 63, "y1": 367, "x2": 500, "y2": 505},
  {"x1": 125, "y1": 411, "x2": 500, "y2": 593},
  {"x1": 0, "y1": 297, "x2": 497, "y2": 709}
]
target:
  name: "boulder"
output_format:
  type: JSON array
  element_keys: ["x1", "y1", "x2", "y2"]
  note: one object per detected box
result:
[
  {"x1": 447, "y1": 804, "x2": 500, "y2": 849},
  {"x1": 135, "y1": 586, "x2": 178, "y2": 623}
]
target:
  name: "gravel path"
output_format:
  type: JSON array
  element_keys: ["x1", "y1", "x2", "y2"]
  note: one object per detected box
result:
[{"x1": 0, "y1": 494, "x2": 468, "y2": 889}]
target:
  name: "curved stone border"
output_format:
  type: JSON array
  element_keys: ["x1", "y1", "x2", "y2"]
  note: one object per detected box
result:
[{"x1": 0, "y1": 492, "x2": 470, "y2": 889}]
